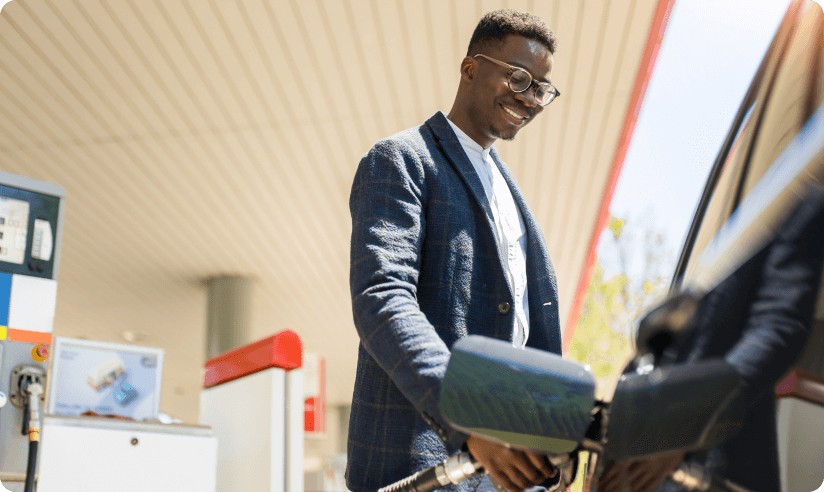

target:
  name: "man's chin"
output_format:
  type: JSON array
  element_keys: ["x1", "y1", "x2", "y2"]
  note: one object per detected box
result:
[{"x1": 490, "y1": 126, "x2": 520, "y2": 142}]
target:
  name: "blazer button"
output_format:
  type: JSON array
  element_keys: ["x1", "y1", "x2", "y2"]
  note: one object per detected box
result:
[{"x1": 498, "y1": 302, "x2": 511, "y2": 314}]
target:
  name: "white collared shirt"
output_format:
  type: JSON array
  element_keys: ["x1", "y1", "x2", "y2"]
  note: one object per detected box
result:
[{"x1": 446, "y1": 117, "x2": 530, "y2": 348}]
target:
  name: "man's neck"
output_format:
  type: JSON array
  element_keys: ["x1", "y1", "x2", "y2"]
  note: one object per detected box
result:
[{"x1": 446, "y1": 109, "x2": 494, "y2": 149}]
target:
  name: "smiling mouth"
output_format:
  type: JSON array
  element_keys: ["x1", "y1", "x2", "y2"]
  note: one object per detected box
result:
[{"x1": 502, "y1": 105, "x2": 527, "y2": 123}]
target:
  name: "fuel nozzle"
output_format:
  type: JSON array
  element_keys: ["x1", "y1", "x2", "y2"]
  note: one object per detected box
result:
[
  {"x1": 25, "y1": 382, "x2": 44, "y2": 442},
  {"x1": 18, "y1": 372, "x2": 44, "y2": 439}
]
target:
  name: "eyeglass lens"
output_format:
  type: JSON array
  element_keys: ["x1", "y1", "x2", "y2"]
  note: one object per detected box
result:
[{"x1": 509, "y1": 68, "x2": 556, "y2": 106}]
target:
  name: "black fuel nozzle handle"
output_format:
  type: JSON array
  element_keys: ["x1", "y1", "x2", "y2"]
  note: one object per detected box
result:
[
  {"x1": 635, "y1": 292, "x2": 700, "y2": 366},
  {"x1": 20, "y1": 375, "x2": 31, "y2": 436},
  {"x1": 21, "y1": 395, "x2": 29, "y2": 436}
]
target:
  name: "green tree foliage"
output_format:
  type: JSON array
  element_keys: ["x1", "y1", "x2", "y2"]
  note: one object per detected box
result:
[
  {"x1": 566, "y1": 263, "x2": 634, "y2": 400},
  {"x1": 566, "y1": 216, "x2": 672, "y2": 491}
]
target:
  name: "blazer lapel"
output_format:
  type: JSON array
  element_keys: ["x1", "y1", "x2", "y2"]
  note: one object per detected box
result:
[{"x1": 425, "y1": 112, "x2": 500, "y2": 241}]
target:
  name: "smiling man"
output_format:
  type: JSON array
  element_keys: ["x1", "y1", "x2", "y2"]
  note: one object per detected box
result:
[{"x1": 347, "y1": 10, "x2": 563, "y2": 492}]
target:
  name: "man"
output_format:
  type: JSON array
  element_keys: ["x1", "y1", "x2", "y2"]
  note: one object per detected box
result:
[{"x1": 347, "y1": 9, "x2": 563, "y2": 492}]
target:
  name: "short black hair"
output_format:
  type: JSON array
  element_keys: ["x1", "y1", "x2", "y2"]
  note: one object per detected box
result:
[{"x1": 467, "y1": 9, "x2": 557, "y2": 56}]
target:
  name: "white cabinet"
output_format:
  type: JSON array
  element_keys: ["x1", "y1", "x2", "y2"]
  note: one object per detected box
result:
[
  {"x1": 199, "y1": 366, "x2": 304, "y2": 492},
  {"x1": 36, "y1": 415, "x2": 217, "y2": 492}
]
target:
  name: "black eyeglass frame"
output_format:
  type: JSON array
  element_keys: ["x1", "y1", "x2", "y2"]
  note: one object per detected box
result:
[{"x1": 473, "y1": 54, "x2": 560, "y2": 106}]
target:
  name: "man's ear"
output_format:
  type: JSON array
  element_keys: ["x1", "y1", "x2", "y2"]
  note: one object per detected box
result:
[{"x1": 459, "y1": 56, "x2": 476, "y2": 82}]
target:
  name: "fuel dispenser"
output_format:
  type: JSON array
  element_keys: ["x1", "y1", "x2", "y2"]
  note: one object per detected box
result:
[{"x1": 0, "y1": 171, "x2": 64, "y2": 492}]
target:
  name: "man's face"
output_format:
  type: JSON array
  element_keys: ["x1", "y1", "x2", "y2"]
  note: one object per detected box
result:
[{"x1": 464, "y1": 35, "x2": 554, "y2": 146}]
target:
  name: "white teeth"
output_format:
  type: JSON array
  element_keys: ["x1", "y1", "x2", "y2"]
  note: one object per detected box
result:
[{"x1": 503, "y1": 106, "x2": 525, "y2": 120}]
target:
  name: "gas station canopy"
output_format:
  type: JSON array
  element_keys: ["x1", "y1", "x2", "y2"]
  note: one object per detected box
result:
[{"x1": 0, "y1": 0, "x2": 661, "y2": 421}]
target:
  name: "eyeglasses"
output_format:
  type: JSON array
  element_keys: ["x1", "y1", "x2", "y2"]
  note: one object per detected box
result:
[{"x1": 473, "y1": 54, "x2": 560, "y2": 106}]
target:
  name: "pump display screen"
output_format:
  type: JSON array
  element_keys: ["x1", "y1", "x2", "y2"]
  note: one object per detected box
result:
[
  {"x1": 0, "y1": 178, "x2": 61, "y2": 279},
  {"x1": 48, "y1": 338, "x2": 164, "y2": 421},
  {"x1": 0, "y1": 196, "x2": 30, "y2": 265}
]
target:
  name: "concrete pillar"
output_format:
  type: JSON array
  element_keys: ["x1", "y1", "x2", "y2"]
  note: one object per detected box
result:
[{"x1": 206, "y1": 276, "x2": 252, "y2": 360}]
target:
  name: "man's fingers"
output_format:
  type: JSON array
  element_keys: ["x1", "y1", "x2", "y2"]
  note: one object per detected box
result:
[
  {"x1": 507, "y1": 465, "x2": 543, "y2": 490},
  {"x1": 636, "y1": 467, "x2": 670, "y2": 492},
  {"x1": 466, "y1": 436, "x2": 561, "y2": 491},
  {"x1": 523, "y1": 450, "x2": 556, "y2": 479},
  {"x1": 477, "y1": 450, "x2": 526, "y2": 492},
  {"x1": 598, "y1": 462, "x2": 630, "y2": 492},
  {"x1": 508, "y1": 450, "x2": 548, "y2": 485},
  {"x1": 649, "y1": 453, "x2": 686, "y2": 492},
  {"x1": 488, "y1": 451, "x2": 546, "y2": 491},
  {"x1": 628, "y1": 462, "x2": 663, "y2": 492},
  {"x1": 626, "y1": 460, "x2": 656, "y2": 484},
  {"x1": 488, "y1": 466, "x2": 524, "y2": 492},
  {"x1": 489, "y1": 472, "x2": 515, "y2": 492},
  {"x1": 624, "y1": 452, "x2": 685, "y2": 492}
]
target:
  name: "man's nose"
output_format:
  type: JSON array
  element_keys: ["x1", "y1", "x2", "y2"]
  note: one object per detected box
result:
[{"x1": 513, "y1": 85, "x2": 538, "y2": 108}]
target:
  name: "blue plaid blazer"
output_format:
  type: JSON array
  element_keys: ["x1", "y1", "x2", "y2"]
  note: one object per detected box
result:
[{"x1": 347, "y1": 111, "x2": 563, "y2": 492}]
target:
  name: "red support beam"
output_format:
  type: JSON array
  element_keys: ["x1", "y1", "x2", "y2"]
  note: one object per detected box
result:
[{"x1": 202, "y1": 330, "x2": 302, "y2": 388}]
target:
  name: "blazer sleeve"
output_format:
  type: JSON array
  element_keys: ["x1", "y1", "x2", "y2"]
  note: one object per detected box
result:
[
  {"x1": 349, "y1": 139, "x2": 467, "y2": 451},
  {"x1": 724, "y1": 191, "x2": 824, "y2": 406}
]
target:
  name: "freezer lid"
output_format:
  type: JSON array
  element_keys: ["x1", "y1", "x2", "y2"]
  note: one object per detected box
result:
[{"x1": 42, "y1": 414, "x2": 213, "y2": 437}]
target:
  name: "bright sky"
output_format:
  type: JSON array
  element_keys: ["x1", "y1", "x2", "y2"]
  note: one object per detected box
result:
[{"x1": 599, "y1": 0, "x2": 791, "y2": 282}]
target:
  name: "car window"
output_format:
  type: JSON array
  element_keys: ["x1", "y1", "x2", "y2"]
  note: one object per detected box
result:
[{"x1": 675, "y1": 2, "x2": 824, "y2": 288}]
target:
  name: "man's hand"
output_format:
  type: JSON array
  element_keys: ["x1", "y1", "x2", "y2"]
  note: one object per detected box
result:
[
  {"x1": 465, "y1": 435, "x2": 557, "y2": 492},
  {"x1": 597, "y1": 451, "x2": 686, "y2": 492}
]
